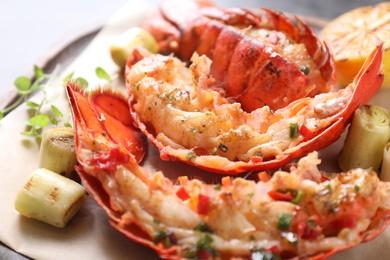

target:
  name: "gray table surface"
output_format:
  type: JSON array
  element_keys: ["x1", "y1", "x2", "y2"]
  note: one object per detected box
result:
[{"x1": 0, "y1": 0, "x2": 384, "y2": 259}]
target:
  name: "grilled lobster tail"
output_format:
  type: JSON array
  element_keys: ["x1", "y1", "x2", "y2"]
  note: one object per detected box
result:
[
  {"x1": 67, "y1": 77, "x2": 390, "y2": 260},
  {"x1": 125, "y1": 43, "x2": 383, "y2": 174},
  {"x1": 143, "y1": 0, "x2": 336, "y2": 111}
]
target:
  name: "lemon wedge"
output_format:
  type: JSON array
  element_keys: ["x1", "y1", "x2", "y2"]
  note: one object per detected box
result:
[{"x1": 321, "y1": 2, "x2": 390, "y2": 88}]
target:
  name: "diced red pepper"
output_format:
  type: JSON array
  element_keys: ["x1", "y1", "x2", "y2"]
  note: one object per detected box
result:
[
  {"x1": 197, "y1": 194, "x2": 210, "y2": 215},
  {"x1": 176, "y1": 187, "x2": 190, "y2": 201},
  {"x1": 321, "y1": 175, "x2": 330, "y2": 182},
  {"x1": 250, "y1": 156, "x2": 263, "y2": 163},
  {"x1": 91, "y1": 148, "x2": 130, "y2": 171},
  {"x1": 267, "y1": 245, "x2": 280, "y2": 253},
  {"x1": 267, "y1": 190, "x2": 293, "y2": 202}
]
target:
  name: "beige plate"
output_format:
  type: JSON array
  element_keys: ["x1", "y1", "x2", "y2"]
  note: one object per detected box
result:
[{"x1": 1, "y1": 1, "x2": 389, "y2": 259}]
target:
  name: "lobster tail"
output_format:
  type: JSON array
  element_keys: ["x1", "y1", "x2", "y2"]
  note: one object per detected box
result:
[{"x1": 144, "y1": 2, "x2": 336, "y2": 111}]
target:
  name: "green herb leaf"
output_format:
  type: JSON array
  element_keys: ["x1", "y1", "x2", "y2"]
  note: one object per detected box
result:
[
  {"x1": 184, "y1": 234, "x2": 218, "y2": 258},
  {"x1": 63, "y1": 72, "x2": 74, "y2": 84},
  {"x1": 95, "y1": 67, "x2": 111, "y2": 81},
  {"x1": 326, "y1": 184, "x2": 333, "y2": 193},
  {"x1": 20, "y1": 131, "x2": 35, "y2": 136},
  {"x1": 14, "y1": 76, "x2": 31, "y2": 92},
  {"x1": 307, "y1": 219, "x2": 317, "y2": 229},
  {"x1": 28, "y1": 80, "x2": 41, "y2": 93},
  {"x1": 196, "y1": 234, "x2": 218, "y2": 257},
  {"x1": 75, "y1": 77, "x2": 89, "y2": 88},
  {"x1": 29, "y1": 114, "x2": 50, "y2": 128},
  {"x1": 194, "y1": 222, "x2": 212, "y2": 233},
  {"x1": 34, "y1": 65, "x2": 44, "y2": 80},
  {"x1": 3, "y1": 65, "x2": 73, "y2": 138},
  {"x1": 152, "y1": 231, "x2": 176, "y2": 248},
  {"x1": 26, "y1": 101, "x2": 40, "y2": 108},
  {"x1": 50, "y1": 118, "x2": 59, "y2": 125},
  {"x1": 51, "y1": 105, "x2": 63, "y2": 117},
  {"x1": 196, "y1": 233, "x2": 214, "y2": 251},
  {"x1": 64, "y1": 122, "x2": 72, "y2": 128},
  {"x1": 291, "y1": 190, "x2": 304, "y2": 204},
  {"x1": 214, "y1": 184, "x2": 221, "y2": 191},
  {"x1": 184, "y1": 247, "x2": 197, "y2": 259},
  {"x1": 186, "y1": 151, "x2": 197, "y2": 160},
  {"x1": 277, "y1": 214, "x2": 293, "y2": 231},
  {"x1": 153, "y1": 231, "x2": 167, "y2": 245}
]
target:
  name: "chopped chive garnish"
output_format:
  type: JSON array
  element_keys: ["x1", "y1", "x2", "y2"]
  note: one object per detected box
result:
[
  {"x1": 277, "y1": 214, "x2": 293, "y2": 231},
  {"x1": 291, "y1": 190, "x2": 304, "y2": 204},
  {"x1": 289, "y1": 123, "x2": 299, "y2": 138}
]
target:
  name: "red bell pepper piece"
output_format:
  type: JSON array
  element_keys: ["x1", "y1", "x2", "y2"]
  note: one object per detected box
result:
[
  {"x1": 176, "y1": 187, "x2": 190, "y2": 201},
  {"x1": 250, "y1": 156, "x2": 263, "y2": 163},
  {"x1": 197, "y1": 194, "x2": 210, "y2": 215},
  {"x1": 267, "y1": 190, "x2": 294, "y2": 202}
]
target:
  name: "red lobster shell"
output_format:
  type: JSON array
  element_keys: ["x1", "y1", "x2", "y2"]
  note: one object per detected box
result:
[
  {"x1": 125, "y1": 43, "x2": 383, "y2": 174},
  {"x1": 143, "y1": 0, "x2": 336, "y2": 111},
  {"x1": 66, "y1": 49, "x2": 390, "y2": 258},
  {"x1": 64, "y1": 2, "x2": 388, "y2": 259}
]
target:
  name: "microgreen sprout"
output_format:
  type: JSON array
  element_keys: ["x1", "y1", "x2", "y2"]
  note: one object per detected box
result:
[
  {"x1": 95, "y1": 67, "x2": 112, "y2": 81},
  {"x1": 1, "y1": 65, "x2": 112, "y2": 141},
  {"x1": 0, "y1": 65, "x2": 86, "y2": 140}
]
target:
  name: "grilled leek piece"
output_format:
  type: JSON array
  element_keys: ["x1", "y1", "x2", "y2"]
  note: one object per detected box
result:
[
  {"x1": 14, "y1": 168, "x2": 88, "y2": 228},
  {"x1": 338, "y1": 105, "x2": 390, "y2": 172},
  {"x1": 39, "y1": 127, "x2": 77, "y2": 178},
  {"x1": 381, "y1": 143, "x2": 390, "y2": 181}
]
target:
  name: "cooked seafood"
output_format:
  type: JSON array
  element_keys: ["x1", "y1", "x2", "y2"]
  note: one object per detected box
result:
[
  {"x1": 64, "y1": 2, "x2": 387, "y2": 258},
  {"x1": 125, "y1": 44, "x2": 383, "y2": 174},
  {"x1": 66, "y1": 83, "x2": 390, "y2": 259},
  {"x1": 143, "y1": 0, "x2": 336, "y2": 111}
]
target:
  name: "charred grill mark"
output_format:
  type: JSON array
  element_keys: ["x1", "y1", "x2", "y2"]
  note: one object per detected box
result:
[{"x1": 264, "y1": 61, "x2": 281, "y2": 77}]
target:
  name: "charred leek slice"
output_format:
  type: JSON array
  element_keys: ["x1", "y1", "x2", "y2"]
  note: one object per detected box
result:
[
  {"x1": 39, "y1": 127, "x2": 77, "y2": 178},
  {"x1": 110, "y1": 27, "x2": 158, "y2": 69},
  {"x1": 338, "y1": 105, "x2": 390, "y2": 172},
  {"x1": 381, "y1": 143, "x2": 390, "y2": 181},
  {"x1": 14, "y1": 168, "x2": 88, "y2": 228}
]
